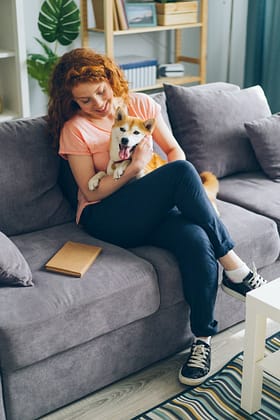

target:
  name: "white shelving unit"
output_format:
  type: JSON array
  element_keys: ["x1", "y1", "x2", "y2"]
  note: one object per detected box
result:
[{"x1": 0, "y1": 0, "x2": 30, "y2": 122}]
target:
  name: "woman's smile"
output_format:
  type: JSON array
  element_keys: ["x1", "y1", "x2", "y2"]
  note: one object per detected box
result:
[
  {"x1": 94, "y1": 101, "x2": 110, "y2": 115},
  {"x1": 72, "y1": 81, "x2": 114, "y2": 120}
]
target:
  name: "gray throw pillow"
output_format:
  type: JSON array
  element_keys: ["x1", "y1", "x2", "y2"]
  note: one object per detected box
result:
[
  {"x1": 152, "y1": 82, "x2": 240, "y2": 133},
  {"x1": 164, "y1": 84, "x2": 272, "y2": 178},
  {"x1": 245, "y1": 113, "x2": 280, "y2": 182},
  {"x1": 0, "y1": 232, "x2": 33, "y2": 287}
]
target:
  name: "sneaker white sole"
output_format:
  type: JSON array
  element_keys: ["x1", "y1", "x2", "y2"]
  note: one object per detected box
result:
[
  {"x1": 178, "y1": 369, "x2": 210, "y2": 386},
  {"x1": 221, "y1": 282, "x2": 246, "y2": 302}
]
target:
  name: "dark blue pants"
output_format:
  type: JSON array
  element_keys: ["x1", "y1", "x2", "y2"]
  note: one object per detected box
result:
[{"x1": 81, "y1": 161, "x2": 234, "y2": 336}]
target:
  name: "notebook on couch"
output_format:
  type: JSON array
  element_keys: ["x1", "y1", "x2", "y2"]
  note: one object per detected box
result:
[{"x1": 45, "y1": 241, "x2": 102, "y2": 277}]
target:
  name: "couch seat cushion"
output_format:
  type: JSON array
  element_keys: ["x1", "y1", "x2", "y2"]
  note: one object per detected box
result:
[
  {"x1": 217, "y1": 199, "x2": 280, "y2": 269},
  {"x1": 0, "y1": 223, "x2": 160, "y2": 371},
  {"x1": 219, "y1": 172, "x2": 280, "y2": 233},
  {"x1": 131, "y1": 246, "x2": 184, "y2": 308}
]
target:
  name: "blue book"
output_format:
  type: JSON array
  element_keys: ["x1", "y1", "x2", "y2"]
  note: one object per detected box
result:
[{"x1": 117, "y1": 55, "x2": 158, "y2": 69}]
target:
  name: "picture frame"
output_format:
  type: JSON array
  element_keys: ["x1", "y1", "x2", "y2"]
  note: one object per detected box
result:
[{"x1": 125, "y1": 2, "x2": 157, "y2": 28}]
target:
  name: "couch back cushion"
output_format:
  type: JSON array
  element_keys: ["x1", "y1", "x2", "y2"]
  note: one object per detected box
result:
[
  {"x1": 151, "y1": 83, "x2": 240, "y2": 161},
  {"x1": 0, "y1": 117, "x2": 74, "y2": 235},
  {"x1": 151, "y1": 91, "x2": 172, "y2": 131},
  {"x1": 152, "y1": 82, "x2": 240, "y2": 134},
  {"x1": 164, "y1": 84, "x2": 271, "y2": 178},
  {"x1": 245, "y1": 113, "x2": 280, "y2": 182}
]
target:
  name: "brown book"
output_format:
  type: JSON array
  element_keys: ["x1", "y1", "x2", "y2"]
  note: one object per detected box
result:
[
  {"x1": 45, "y1": 241, "x2": 102, "y2": 277},
  {"x1": 113, "y1": 1, "x2": 119, "y2": 30},
  {"x1": 91, "y1": 0, "x2": 104, "y2": 29}
]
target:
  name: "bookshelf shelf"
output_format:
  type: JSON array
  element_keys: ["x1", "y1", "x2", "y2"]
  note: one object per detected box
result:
[
  {"x1": 133, "y1": 75, "x2": 201, "y2": 92},
  {"x1": 0, "y1": 0, "x2": 30, "y2": 122},
  {"x1": 80, "y1": 0, "x2": 208, "y2": 90},
  {"x1": 87, "y1": 21, "x2": 203, "y2": 36},
  {"x1": 0, "y1": 50, "x2": 16, "y2": 59}
]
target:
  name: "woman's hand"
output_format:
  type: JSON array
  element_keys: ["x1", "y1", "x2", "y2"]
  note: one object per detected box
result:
[{"x1": 129, "y1": 137, "x2": 153, "y2": 175}]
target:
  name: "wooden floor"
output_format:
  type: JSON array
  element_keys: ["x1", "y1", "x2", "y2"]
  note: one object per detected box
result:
[{"x1": 42, "y1": 320, "x2": 280, "y2": 420}]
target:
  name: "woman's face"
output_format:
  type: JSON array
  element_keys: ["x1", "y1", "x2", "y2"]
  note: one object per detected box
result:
[{"x1": 72, "y1": 80, "x2": 114, "y2": 120}]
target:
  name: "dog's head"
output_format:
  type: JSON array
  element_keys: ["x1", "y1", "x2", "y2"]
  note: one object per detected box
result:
[{"x1": 110, "y1": 107, "x2": 155, "y2": 161}]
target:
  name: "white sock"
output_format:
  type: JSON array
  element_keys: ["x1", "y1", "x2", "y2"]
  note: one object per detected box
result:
[
  {"x1": 225, "y1": 264, "x2": 251, "y2": 283},
  {"x1": 196, "y1": 336, "x2": 211, "y2": 345}
]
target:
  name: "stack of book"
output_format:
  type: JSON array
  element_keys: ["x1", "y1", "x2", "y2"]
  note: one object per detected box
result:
[
  {"x1": 117, "y1": 55, "x2": 158, "y2": 89},
  {"x1": 92, "y1": 0, "x2": 129, "y2": 30}
]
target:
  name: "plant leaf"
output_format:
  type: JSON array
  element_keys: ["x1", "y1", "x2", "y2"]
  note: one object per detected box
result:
[
  {"x1": 38, "y1": 0, "x2": 80, "y2": 45},
  {"x1": 27, "y1": 59, "x2": 55, "y2": 94},
  {"x1": 34, "y1": 38, "x2": 58, "y2": 58},
  {"x1": 27, "y1": 38, "x2": 59, "y2": 94}
]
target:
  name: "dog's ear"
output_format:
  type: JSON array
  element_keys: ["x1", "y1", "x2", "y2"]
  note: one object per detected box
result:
[
  {"x1": 144, "y1": 118, "x2": 156, "y2": 133},
  {"x1": 115, "y1": 107, "x2": 126, "y2": 122}
]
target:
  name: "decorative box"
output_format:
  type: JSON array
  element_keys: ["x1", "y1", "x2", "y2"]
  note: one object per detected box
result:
[{"x1": 156, "y1": 1, "x2": 198, "y2": 26}]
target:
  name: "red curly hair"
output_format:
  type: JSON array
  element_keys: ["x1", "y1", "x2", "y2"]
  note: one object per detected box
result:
[{"x1": 48, "y1": 48, "x2": 129, "y2": 146}]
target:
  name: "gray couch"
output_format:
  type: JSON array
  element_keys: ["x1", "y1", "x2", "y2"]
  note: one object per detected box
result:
[{"x1": 0, "y1": 82, "x2": 279, "y2": 420}]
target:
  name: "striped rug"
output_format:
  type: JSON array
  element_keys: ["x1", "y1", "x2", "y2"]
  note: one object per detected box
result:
[{"x1": 133, "y1": 331, "x2": 280, "y2": 419}]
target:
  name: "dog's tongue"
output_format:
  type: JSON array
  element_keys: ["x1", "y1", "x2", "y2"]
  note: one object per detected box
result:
[{"x1": 119, "y1": 146, "x2": 130, "y2": 160}]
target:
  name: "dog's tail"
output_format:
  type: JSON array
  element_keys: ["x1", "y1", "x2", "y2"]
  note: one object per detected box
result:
[
  {"x1": 200, "y1": 171, "x2": 219, "y2": 199},
  {"x1": 200, "y1": 171, "x2": 219, "y2": 215}
]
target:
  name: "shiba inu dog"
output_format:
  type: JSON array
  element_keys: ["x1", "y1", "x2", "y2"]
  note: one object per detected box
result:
[
  {"x1": 88, "y1": 107, "x2": 164, "y2": 190},
  {"x1": 88, "y1": 107, "x2": 219, "y2": 215}
]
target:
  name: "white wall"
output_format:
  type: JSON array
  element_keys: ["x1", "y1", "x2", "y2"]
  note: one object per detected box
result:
[
  {"x1": 24, "y1": 0, "x2": 248, "y2": 116},
  {"x1": 207, "y1": 0, "x2": 248, "y2": 85}
]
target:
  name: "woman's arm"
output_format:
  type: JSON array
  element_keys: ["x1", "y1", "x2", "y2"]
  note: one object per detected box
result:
[
  {"x1": 152, "y1": 113, "x2": 186, "y2": 162},
  {"x1": 67, "y1": 110, "x2": 184, "y2": 202},
  {"x1": 68, "y1": 138, "x2": 153, "y2": 202}
]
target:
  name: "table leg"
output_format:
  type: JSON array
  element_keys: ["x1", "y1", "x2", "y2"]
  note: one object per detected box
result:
[{"x1": 241, "y1": 299, "x2": 267, "y2": 414}]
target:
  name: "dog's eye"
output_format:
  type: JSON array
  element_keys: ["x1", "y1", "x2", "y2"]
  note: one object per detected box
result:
[
  {"x1": 133, "y1": 130, "x2": 140, "y2": 135},
  {"x1": 120, "y1": 127, "x2": 126, "y2": 132}
]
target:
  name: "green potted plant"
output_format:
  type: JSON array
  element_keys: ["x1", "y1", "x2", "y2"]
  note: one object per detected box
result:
[{"x1": 27, "y1": 0, "x2": 80, "y2": 95}]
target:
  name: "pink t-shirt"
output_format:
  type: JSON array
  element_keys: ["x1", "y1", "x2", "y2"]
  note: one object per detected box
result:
[{"x1": 59, "y1": 92, "x2": 161, "y2": 223}]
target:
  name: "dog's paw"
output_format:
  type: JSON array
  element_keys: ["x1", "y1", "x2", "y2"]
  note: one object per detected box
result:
[
  {"x1": 113, "y1": 161, "x2": 129, "y2": 179},
  {"x1": 113, "y1": 167, "x2": 124, "y2": 179},
  {"x1": 88, "y1": 172, "x2": 106, "y2": 190},
  {"x1": 88, "y1": 178, "x2": 99, "y2": 191}
]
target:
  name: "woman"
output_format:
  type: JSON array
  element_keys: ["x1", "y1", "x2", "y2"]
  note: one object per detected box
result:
[{"x1": 48, "y1": 48, "x2": 266, "y2": 386}]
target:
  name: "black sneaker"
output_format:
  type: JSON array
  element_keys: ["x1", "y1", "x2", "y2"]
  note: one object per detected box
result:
[
  {"x1": 222, "y1": 267, "x2": 267, "y2": 302},
  {"x1": 179, "y1": 340, "x2": 211, "y2": 386}
]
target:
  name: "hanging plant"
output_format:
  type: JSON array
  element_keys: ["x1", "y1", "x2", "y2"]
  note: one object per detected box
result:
[{"x1": 27, "y1": 0, "x2": 80, "y2": 94}]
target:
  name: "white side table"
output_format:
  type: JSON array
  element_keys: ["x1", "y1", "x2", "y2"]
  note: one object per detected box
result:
[{"x1": 241, "y1": 277, "x2": 280, "y2": 414}]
